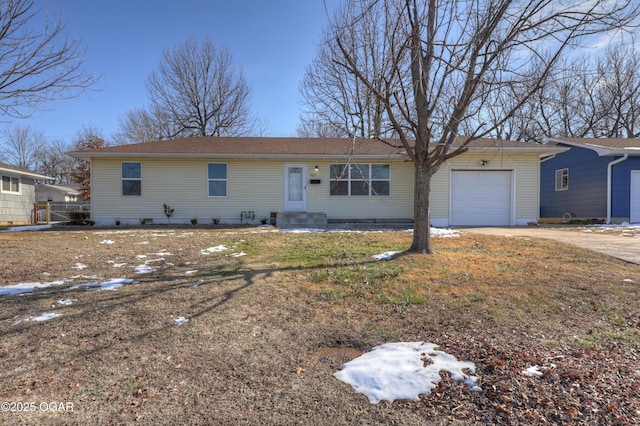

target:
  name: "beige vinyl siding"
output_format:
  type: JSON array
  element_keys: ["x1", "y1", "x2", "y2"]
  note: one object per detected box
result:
[
  {"x1": 90, "y1": 157, "x2": 415, "y2": 224},
  {"x1": 91, "y1": 158, "x2": 287, "y2": 224},
  {"x1": 430, "y1": 152, "x2": 541, "y2": 226},
  {"x1": 89, "y1": 151, "x2": 541, "y2": 226},
  {"x1": 307, "y1": 160, "x2": 414, "y2": 220}
]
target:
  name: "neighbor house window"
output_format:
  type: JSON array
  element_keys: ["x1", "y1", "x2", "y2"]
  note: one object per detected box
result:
[
  {"x1": 208, "y1": 163, "x2": 227, "y2": 197},
  {"x1": 122, "y1": 162, "x2": 141, "y2": 196},
  {"x1": 330, "y1": 163, "x2": 390, "y2": 196},
  {"x1": 555, "y1": 168, "x2": 569, "y2": 191},
  {"x1": 1, "y1": 175, "x2": 20, "y2": 194}
]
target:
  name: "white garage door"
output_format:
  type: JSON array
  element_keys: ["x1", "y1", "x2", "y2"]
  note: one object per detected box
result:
[
  {"x1": 631, "y1": 171, "x2": 640, "y2": 223},
  {"x1": 451, "y1": 170, "x2": 512, "y2": 226}
]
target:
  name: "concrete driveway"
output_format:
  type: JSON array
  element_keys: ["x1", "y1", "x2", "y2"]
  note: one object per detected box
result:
[{"x1": 462, "y1": 226, "x2": 640, "y2": 265}]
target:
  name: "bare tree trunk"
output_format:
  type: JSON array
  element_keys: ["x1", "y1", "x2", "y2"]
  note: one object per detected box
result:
[{"x1": 410, "y1": 164, "x2": 432, "y2": 253}]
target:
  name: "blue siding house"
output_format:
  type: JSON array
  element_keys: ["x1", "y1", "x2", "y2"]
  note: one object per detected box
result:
[{"x1": 540, "y1": 138, "x2": 640, "y2": 224}]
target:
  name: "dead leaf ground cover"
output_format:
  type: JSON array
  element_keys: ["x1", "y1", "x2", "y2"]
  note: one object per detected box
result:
[{"x1": 0, "y1": 225, "x2": 639, "y2": 425}]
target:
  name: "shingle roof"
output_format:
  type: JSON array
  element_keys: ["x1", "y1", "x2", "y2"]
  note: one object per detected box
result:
[
  {"x1": 68, "y1": 136, "x2": 563, "y2": 159},
  {"x1": 0, "y1": 162, "x2": 53, "y2": 180},
  {"x1": 549, "y1": 137, "x2": 640, "y2": 153}
]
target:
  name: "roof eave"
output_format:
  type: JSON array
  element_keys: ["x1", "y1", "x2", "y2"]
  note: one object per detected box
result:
[
  {"x1": 467, "y1": 146, "x2": 569, "y2": 154},
  {"x1": 68, "y1": 146, "x2": 564, "y2": 160},
  {"x1": 67, "y1": 152, "x2": 409, "y2": 160},
  {"x1": 546, "y1": 138, "x2": 640, "y2": 156},
  {"x1": 0, "y1": 167, "x2": 53, "y2": 180}
]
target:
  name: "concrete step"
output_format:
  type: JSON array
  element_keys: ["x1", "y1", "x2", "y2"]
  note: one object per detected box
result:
[{"x1": 277, "y1": 211, "x2": 327, "y2": 229}]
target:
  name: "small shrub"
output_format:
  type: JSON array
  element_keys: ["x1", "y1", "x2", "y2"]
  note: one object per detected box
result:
[
  {"x1": 191, "y1": 217, "x2": 198, "y2": 225},
  {"x1": 68, "y1": 210, "x2": 90, "y2": 225},
  {"x1": 163, "y1": 204, "x2": 174, "y2": 223},
  {"x1": 212, "y1": 217, "x2": 220, "y2": 225}
]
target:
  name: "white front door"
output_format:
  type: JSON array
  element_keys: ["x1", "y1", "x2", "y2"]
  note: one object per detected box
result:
[
  {"x1": 284, "y1": 164, "x2": 307, "y2": 211},
  {"x1": 631, "y1": 171, "x2": 640, "y2": 223}
]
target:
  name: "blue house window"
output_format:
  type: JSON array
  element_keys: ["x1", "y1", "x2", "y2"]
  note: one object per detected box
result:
[
  {"x1": 555, "y1": 168, "x2": 569, "y2": 191},
  {"x1": 330, "y1": 163, "x2": 390, "y2": 196},
  {"x1": 208, "y1": 163, "x2": 227, "y2": 197},
  {"x1": 122, "y1": 162, "x2": 141, "y2": 196}
]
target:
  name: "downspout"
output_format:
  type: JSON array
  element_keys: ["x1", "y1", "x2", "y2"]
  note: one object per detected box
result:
[{"x1": 606, "y1": 154, "x2": 628, "y2": 224}]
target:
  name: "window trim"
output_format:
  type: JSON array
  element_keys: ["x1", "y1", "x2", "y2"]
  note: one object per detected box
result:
[
  {"x1": 121, "y1": 162, "x2": 142, "y2": 197},
  {"x1": 1, "y1": 175, "x2": 21, "y2": 195},
  {"x1": 329, "y1": 163, "x2": 391, "y2": 197},
  {"x1": 555, "y1": 168, "x2": 569, "y2": 191},
  {"x1": 207, "y1": 162, "x2": 228, "y2": 198}
]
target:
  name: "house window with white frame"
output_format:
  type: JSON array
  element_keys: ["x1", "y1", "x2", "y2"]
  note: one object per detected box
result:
[
  {"x1": 555, "y1": 168, "x2": 569, "y2": 191},
  {"x1": 208, "y1": 163, "x2": 227, "y2": 197},
  {"x1": 1, "y1": 175, "x2": 20, "y2": 194},
  {"x1": 329, "y1": 163, "x2": 390, "y2": 196},
  {"x1": 122, "y1": 162, "x2": 142, "y2": 196}
]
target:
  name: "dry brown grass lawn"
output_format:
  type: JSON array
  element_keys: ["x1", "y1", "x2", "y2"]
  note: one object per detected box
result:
[{"x1": 0, "y1": 225, "x2": 639, "y2": 425}]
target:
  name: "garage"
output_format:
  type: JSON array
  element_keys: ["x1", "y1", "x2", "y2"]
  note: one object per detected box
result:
[
  {"x1": 631, "y1": 171, "x2": 640, "y2": 223},
  {"x1": 450, "y1": 170, "x2": 513, "y2": 226}
]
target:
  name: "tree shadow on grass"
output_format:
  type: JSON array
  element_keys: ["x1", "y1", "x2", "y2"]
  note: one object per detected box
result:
[{"x1": 0, "y1": 254, "x2": 395, "y2": 384}]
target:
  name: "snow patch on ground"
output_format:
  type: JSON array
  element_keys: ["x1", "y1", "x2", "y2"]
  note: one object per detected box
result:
[
  {"x1": 3, "y1": 224, "x2": 53, "y2": 232},
  {"x1": 522, "y1": 366, "x2": 544, "y2": 377},
  {"x1": 372, "y1": 251, "x2": 400, "y2": 261},
  {"x1": 174, "y1": 316, "x2": 189, "y2": 325},
  {"x1": 201, "y1": 245, "x2": 228, "y2": 254},
  {"x1": 334, "y1": 342, "x2": 481, "y2": 404},
  {"x1": 69, "y1": 278, "x2": 137, "y2": 291},
  {"x1": 0, "y1": 280, "x2": 67, "y2": 296},
  {"x1": 31, "y1": 312, "x2": 62, "y2": 322}
]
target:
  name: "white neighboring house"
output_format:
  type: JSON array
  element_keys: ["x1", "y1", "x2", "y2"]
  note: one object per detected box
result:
[
  {"x1": 67, "y1": 136, "x2": 566, "y2": 227},
  {"x1": 0, "y1": 163, "x2": 53, "y2": 225},
  {"x1": 36, "y1": 184, "x2": 81, "y2": 202}
]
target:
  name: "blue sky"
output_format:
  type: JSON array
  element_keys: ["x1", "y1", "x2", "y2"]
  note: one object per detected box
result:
[{"x1": 19, "y1": 0, "x2": 340, "y2": 143}]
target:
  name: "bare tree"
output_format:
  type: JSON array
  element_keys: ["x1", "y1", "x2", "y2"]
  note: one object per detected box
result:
[
  {"x1": 591, "y1": 47, "x2": 640, "y2": 138},
  {"x1": 296, "y1": 117, "x2": 349, "y2": 138},
  {"x1": 299, "y1": 6, "x2": 399, "y2": 138},
  {"x1": 144, "y1": 37, "x2": 258, "y2": 138},
  {"x1": 479, "y1": 56, "x2": 599, "y2": 141},
  {"x1": 70, "y1": 124, "x2": 107, "y2": 200},
  {"x1": 0, "y1": 124, "x2": 46, "y2": 169},
  {"x1": 35, "y1": 138, "x2": 75, "y2": 184},
  {"x1": 500, "y1": 47, "x2": 640, "y2": 140},
  {"x1": 327, "y1": 0, "x2": 639, "y2": 253},
  {"x1": 113, "y1": 107, "x2": 166, "y2": 144},
  {"x1": 0, "y1": 0, "x2": 97, "y2": 118}
]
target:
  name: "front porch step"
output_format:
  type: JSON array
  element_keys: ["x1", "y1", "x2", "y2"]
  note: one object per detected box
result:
[{"x1": 277, "y1": 212, "x2": 327, "y2": 229}]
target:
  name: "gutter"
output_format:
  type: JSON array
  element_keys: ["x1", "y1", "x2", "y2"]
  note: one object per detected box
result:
[
  {"x1": 0, "y1": 167, "x2": 53, "y2": 181},
  {"x1": 606, "y1": 154, "x2": 628, "y2": 224}
]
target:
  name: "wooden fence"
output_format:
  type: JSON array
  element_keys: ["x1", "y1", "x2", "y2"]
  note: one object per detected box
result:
[{"x1": 34, "y1": 202, "x2": 90, "y2": 224}]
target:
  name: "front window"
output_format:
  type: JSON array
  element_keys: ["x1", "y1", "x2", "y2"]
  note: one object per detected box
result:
[
  {"x1": 330, "y1": 163, "x2": 390, "y2": 196},
  {"x1": 122, "y1": 162, "x2": 141, "y2": 196},
  {"x1": 208, "y1": 163, "x2": 227, "y2": 197},
  {"x1": 555, "y1": 168, "x2": 568, "y2": 191},
  {"x1": 1, "y1": 175, "x2": 20, "y2": 194}
]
